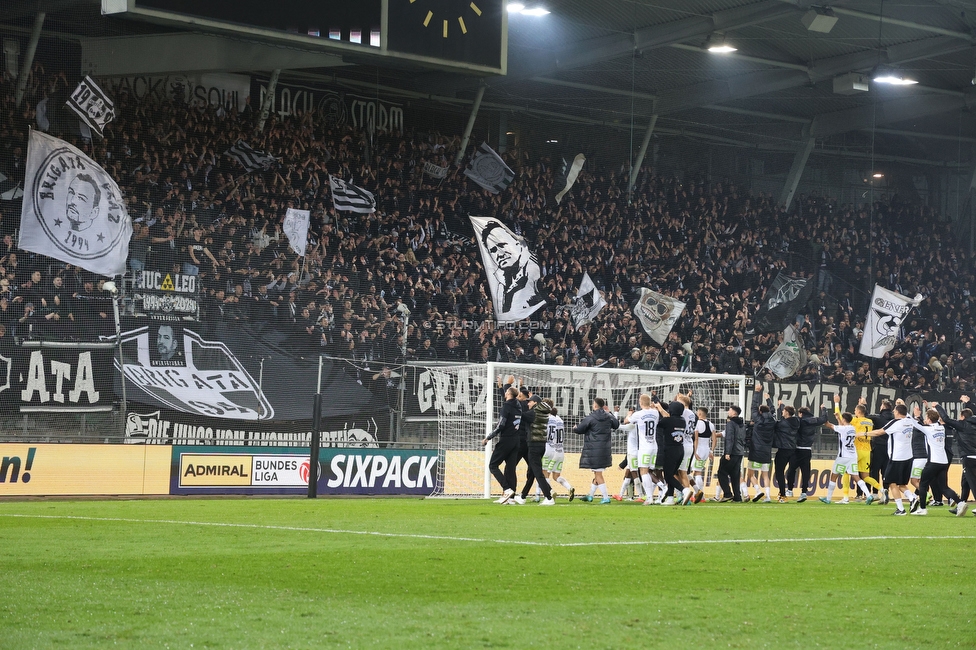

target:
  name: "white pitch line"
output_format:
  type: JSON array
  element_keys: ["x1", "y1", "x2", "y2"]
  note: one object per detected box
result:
[{"x1": 2, "y1": 513, "x2": 974, "y2": 548}]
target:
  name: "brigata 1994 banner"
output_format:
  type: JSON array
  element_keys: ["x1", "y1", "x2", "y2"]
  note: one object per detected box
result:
[{"x1": 170, "y1": 446, "x2": 438, "y2": 496}]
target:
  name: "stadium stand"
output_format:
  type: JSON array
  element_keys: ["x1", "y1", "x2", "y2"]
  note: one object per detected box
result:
[{"x1": 1, "y1": 66, "x2": 974, "y2": 399}]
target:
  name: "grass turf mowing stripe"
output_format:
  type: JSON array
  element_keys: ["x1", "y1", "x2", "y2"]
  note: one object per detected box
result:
[{"x1": 3, "y1": 512, "x2": 974, "y2": 547}]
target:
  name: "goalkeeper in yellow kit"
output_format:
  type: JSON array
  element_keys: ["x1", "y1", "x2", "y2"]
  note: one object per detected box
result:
[{"x1": 851, "y1": 399, "x2": 883, "y2": 500}]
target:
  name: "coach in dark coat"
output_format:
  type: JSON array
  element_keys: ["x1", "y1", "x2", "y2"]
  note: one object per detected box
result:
[
  {"x1": 572, "y1": 397, "x2": 619, "y2": 502},
  {"x1": 574, "y1": 398, "x2": 619, "y2": 469}
]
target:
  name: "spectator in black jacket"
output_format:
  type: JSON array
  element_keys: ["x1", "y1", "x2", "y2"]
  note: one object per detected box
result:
[
  {"x1": 482, "y1": 386, "x2": 522, "y2": 504},
  {"x1": 747, "y1": 385, "x2": 776, "y2": 503},
  {"x1": 789, "y1": 403, "x2": 828, "y2": 503},
  {"x1": 716, "y1": 405, "x2": 745, "y2": 502},
  {"x1": 656, "y1": 400, "x2": 691, "y2": 505},
  {"x1": 772, "y1": 400, "x2": 801, "y2": 502}
]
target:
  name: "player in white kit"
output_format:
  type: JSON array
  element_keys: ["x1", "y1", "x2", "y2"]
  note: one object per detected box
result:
[
  {"x1": 615, "y1": 407, "x2": 644, "y2": 501},
  {"x1": 867, "y1": 404, "x2": 917, "y2": 514},
  {"x1": 676, "y1": 393, "x2": 697, "y2": 503},
  {"x1": 691, "y1": 406, "x2": 716, "y2": 503},
  {"x1": 541, "y1": 406, "x2": 574, "y2": 501},
  {"x1": 625, "y1": 393, "x2": 666, "y2": 506},
  {"x1": 819, "y1": 401, "x2": 877, "y2": 504}
]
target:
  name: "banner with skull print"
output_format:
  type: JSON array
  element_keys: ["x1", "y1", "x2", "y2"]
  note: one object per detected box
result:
[{"x1": 634, "y1": 288, "x2": 686, "y2": 346}]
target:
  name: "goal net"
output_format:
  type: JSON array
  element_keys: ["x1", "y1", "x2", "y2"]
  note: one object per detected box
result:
[{"x1": 422, "y1": 362, "x2": 746, "y2": 498}]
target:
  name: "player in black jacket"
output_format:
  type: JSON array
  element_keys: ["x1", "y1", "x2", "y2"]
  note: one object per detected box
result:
[
  {"x1": 789, "y1": 404, "x2": 829, "y2": 503},
  {"x1": 933, "y1": 397, "x2": 976, "y2": 517},
  {"x1": 656, "y1": 401, "x2": 692, "y2": 505},
  {"x1": 747, "y1": 385, "x2": 776, "y2": 503},
  {"x1": 483, "y1": 386, "x2": 523, "y2": 504},
  {"x1": 772, "y1": 399, "x2": 801, "y2": 503}
]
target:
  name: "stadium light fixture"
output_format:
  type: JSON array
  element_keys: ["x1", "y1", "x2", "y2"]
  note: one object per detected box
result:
[
  {"x1": 873, "y1": 67, "x2": 918, "y2": 85},
  {"x1": 706, "y1": 35, "x2": 737, "y2": 54},
  {"x1": 508, "y1": 3, "x2": 550, "y2": 16},
  {"x1": 872, "y1": 172, "x2": 884, "y2": 178}
]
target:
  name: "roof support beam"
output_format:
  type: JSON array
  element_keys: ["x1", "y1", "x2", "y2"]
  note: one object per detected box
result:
[
  {"x1": 779, "y1": 129, "x2": 815, "y2": 210},
  {"x1": 810, "y1": 92, "x2": 976, "y2": 139},
  {"x1": 669, "y1": 43, "x2": 809, "y2": 72},
  {"x1": 656, "y1": 35, "x2": 972, "y2": 115},
  {"x1": 831, "y1": 7, "x2": 974, "y2": 42}
]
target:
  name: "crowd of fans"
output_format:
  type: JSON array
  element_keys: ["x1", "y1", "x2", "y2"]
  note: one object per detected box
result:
[{"x1": 1, "y1": 64, "x2": 975, "y2": 392}]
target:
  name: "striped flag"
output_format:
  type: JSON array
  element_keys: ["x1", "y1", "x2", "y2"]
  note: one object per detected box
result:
[
  {"x1": 66, "y1": 76, "x2": 115, "y2": 137},
  {"x1": 329, "y1": 176, "x2": 376, "y2": 213},
  {"x1": 464, "y1": 143, "x2": 514, "y2": 194},
  {"x1": 223, "y1": 140, "x2": 276, "y2": 172}
]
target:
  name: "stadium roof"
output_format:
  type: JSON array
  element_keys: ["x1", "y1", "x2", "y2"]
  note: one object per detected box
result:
[{"x1": 4, "y1": 0, "x2": 976, "y2": 165}]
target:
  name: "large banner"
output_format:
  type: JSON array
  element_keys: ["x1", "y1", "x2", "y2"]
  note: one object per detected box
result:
[
  {"x1": 116, "y1": 319, "x2": 387, "y2": 422},
  {"x1": 124, "y1": 408, "x2": 383, "y2": 447},
  {"x1": 0, "y1": 346, "x2": 114, "y2": 412},
  {"x1": 102, "y1": 73, "x2": 250, "y2": 112},
  {"x1": 404, "y1": 366, "x2": 743, "y2": 421},
  {"x1": 251, "y1": 76, "x2": 405, "y2": 131},
  {"x1": 169, "y1": 446, "x2": 437, "y2": 496}
]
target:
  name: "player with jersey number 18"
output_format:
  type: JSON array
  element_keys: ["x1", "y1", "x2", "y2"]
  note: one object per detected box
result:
[{"x1": 820, "y1": 395, "x2": 881, "y2": 505}]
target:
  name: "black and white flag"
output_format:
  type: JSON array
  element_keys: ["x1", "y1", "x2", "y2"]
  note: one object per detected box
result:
[
  {"x1": 464, "y1": 143, "x2": 514, "y2": 194},
  {"x1": 765, "y1": 324, "x2": 807, "y2": 379},
  {"x1": 19, "y1": 130, "x2": 132, "y2": 277},
  {"x1": 554, "y1": 153, "x2": 585, "y2": 204},
  {"x1": 329, "y1": 176, "x2": 376, "y2": 213},
  {"x1": 859, "y1": 285, "x2": 923, "y2": 359},
  {"x1": 634, "y1": 288, "x2": 685, "y2": 346},
  {"x1": 66, "y1": 76, "x2": 115, "y2": 137},
  {"x1": 223, "y1": 140, "x2": 276, "y2": 172},
  {"x1": 283, "y1": 208, "x2": 310, "y2": 256},
  {"x1": 423, "y1": 161, "x2": 449, "y2": 179},
  {"x1": 570, "y1": 272, "x2": 606, "y2": 327},
  {"x1": 469, "y1": 215, "x2": 545, "y2": 323},
  {"x1": 749, "y1": 272, "x2": 815, "y2": 334},
  {"x1": 0, "y1": 171, "x2": 23, "y2": 201}
]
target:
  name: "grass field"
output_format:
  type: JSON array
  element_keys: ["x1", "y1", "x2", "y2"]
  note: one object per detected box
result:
[{"x1": 1, "y1": 498, "x2": 974, "y2": 649}]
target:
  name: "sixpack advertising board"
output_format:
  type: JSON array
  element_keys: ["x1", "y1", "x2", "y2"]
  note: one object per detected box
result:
[{"x1": 170, "y1": 446, "x2": 438, "y2": 496}]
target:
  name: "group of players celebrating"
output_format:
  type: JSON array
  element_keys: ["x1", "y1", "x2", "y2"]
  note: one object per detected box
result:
[{"x1": 483, "y1": 376, "x2": 976, "y2": 516}]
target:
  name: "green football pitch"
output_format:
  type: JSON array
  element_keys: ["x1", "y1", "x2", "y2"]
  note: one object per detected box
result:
[{"x1": 1, "y1": 498, "x2": 974, "y2": 649}]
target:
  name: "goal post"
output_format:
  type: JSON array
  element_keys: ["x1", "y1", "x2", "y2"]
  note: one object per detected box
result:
[{"x1": 422, "y1": 361, "x2": 747, "y2": 499}]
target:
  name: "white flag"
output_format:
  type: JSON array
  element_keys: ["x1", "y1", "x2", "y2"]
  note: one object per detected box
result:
[
  {"x1": 766, "y1": 324, "x2": 807, "y2": 379},
  {"x1": 464, "y1": 143, "x2": 514, "y2": 194},
  {"x1": 282, "y1": 208, "x2": 310, "y2": 257},
  {"x1": 19, "y1": 130, "x2": 131, "y2": 276},
  {"x1": 634, "y1": 287, "x2": 686, "y2": 346},
  {"x1": 424, "y1": 161, "x2": 449, "y2": 179},
  {"x1": 66, "y1": 76, "x2": 115, "y2": 137},
  {"x1": 329, "y1": 176, "x2": 376, "y2": 213},
  {"x1": 555, "y1": 153, "x2": 585, "y2": 204},
  {"x1": 469, "y1": 215, "x2": 545, "y2": 323},
  {"x1": 570, "y1": 272, "x2": 606, "y2": 327},
  {"x1": 859, "y1": 285, "x2": 923, "y2": 359}
]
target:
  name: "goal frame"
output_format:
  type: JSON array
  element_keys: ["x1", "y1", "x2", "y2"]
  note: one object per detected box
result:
[{"x1": 479, "y1": 362, "x2": 748, "y2": 499}]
